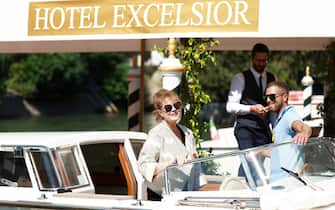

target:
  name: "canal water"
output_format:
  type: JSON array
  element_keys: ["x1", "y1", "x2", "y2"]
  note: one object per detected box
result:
[
  {"x1": 0, "y1": 112, "x2": 155, "y2": 132},
  {"x1": 0, "y1": 112, "x2": 212, "y2": 140}
]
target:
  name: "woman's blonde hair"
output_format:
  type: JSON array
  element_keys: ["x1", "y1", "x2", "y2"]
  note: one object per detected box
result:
[{"x1": 152, "y1": 89, "x2": 181, "y2": 121}]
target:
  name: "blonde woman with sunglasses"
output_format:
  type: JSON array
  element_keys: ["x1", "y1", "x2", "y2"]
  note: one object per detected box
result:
[{"x1": 138, "y1": 89, "x2": 199, "y2": 198}]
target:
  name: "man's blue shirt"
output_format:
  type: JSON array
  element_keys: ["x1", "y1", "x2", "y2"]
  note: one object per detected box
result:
[{"x1": 270, "y1": 105, "x2": 304, "y2": 181}]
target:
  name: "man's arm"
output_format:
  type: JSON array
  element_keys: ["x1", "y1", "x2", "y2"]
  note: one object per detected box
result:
[
  {"x1": 292, "y1": 120, "x2": 312, "y2": 145},
  {"x1": 226, "y1": 73, "x2": 250, "y2": 114},
  {"x1": 226, "y1": 73, "x2": 268, "y2": 116}
]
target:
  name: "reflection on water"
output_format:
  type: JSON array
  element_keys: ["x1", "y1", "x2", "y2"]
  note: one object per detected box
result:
[{"x1": 0, "y1": 112, "x2": 154, "y2": 133}]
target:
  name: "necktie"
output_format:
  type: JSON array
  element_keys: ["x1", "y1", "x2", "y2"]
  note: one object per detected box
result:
[{"x1": 259, "y1": 75, "x2": 263, "y2": 96}]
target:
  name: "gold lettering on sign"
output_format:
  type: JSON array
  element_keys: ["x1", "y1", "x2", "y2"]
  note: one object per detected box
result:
[
  {"x1": 28, "y1": 0, "x2": 259, "y2": 36},
  {"x1": 33, "y1": 6, "x2": 106, "y2": 31}
]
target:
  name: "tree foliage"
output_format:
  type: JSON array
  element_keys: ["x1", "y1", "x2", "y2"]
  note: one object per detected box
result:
[
  {"x1": 269, "y1": 51, "x2": 323, "y2": 91},
  {"x1": 83, "y1": 52, "x2": 132, "y2": 107},
  {"x1": 3, "y1": 53, "x2": 130, "y2": 107},
  {"x1": 200, "y1": 50, "x2": 324, "y2": 103},
  {"x1": 176, "y1": 38, "x2": 218, "y2": 147},
  {"x1": 199, "y1": 51, "x2": 249, "y2": 102},
  {"x1": 318, "y1": 42, "x2": 335, "y2": 137},
  {"x1": 5, "y1": 53, "x2": 87, "y2": 98}
]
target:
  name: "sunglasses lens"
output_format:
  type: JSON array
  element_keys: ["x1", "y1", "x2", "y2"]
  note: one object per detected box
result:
[
  {"x1": 269, "y1": 94, "x2": 276, "y2": 101},
  {"x1": 163, "y1": 102, "x2": 182, "y2": 112},
  {"x1": 174, "y1": 102, "x2": 182, "y2": 110},
  {"x1": 265, "y1": 94, "x2": 276, "y2": 101},
  {"x1": 164, "y1": 104, "x2": 173, "y2": 112}
]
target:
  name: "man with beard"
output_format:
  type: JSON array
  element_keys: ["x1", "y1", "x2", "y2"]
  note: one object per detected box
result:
[
  {"x1": 227, "y1": 43, "x2": 275, "y2": 151},
  {"x1": 226, "y1": 43, "x2": 276, "y2": 179},
  {"x1": 265, "y1": 81, "x2": 311, "y2": 181}
]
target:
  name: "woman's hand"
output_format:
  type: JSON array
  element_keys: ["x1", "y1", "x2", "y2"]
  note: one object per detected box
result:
[
  {"x1": 154, "y1": 156, "x2": 186, "y2": 176},
  {"x1": 175, "y1": 155, "x2": 187, "y2": 166}
]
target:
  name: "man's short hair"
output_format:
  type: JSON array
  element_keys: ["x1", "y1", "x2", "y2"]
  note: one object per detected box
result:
[
  {"x1": 252, "y1": 43, "x2": 270, "y2": 57},
  {"x1": 267, "y1": 81, "x2": 289, "y2": 94}
]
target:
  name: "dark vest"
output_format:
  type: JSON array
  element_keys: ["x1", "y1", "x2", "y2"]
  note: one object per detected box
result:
[{"x1": 236, "y1": 70, "x2": 275, "y2": 129}]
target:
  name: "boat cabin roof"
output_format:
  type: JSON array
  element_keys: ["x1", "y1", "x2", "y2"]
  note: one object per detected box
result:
[{"x1": 0, "y1": 131, "x2": 147, "y2": 148}]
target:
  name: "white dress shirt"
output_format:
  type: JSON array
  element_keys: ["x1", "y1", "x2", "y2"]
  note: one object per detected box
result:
[{"x1": 226, "y1": 67, "x2": 268, "y2": 114}]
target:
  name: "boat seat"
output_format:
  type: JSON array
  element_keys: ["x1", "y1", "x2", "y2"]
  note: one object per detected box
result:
[
  {"x1": 219, "y1": 176, "x2": 249, "y2": 191},
  {"x1": 198, "y1": 175, "x2": 249, "y2": 191}
]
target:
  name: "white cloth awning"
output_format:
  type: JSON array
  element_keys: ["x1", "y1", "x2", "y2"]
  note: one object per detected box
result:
[{"x1": 0, "y1": 0, "x2": 334, "y2": 52}]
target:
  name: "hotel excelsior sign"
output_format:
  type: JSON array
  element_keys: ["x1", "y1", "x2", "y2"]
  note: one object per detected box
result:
[{"x1": 28, "y1": 0, "x2": 259, "y2": 36}]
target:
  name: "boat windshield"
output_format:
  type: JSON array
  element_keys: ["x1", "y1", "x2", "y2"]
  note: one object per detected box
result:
[
  {"x1": 30, "y1": 146, "x2": 89, "y2": 191},
  {"x1": 164, "y1": 137, "x2": 335, "y2": 194}
]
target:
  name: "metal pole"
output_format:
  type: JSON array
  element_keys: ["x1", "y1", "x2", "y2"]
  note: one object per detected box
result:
[
  {"x1": 127, "y1": 58, "x2": 141, "y2": 131},
  {"x1": 140, "y1": 39, "x2": 145, "y2": 131},
  {"x1": 301, "y1": 66, "x2": 314, "y2": 121},
  {"x1": 127, "y1": 40, "x2": 145, "y2": 131}
]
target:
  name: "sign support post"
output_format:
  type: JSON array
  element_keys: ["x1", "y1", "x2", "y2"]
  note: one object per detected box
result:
[{"x1": 301, "y1": 66, "x2": 314, "y2": 121}]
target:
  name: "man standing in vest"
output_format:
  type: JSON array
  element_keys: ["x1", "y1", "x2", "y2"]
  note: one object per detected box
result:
[{"x1": 226, "y1": 43, "x2": 275, "y2": 178}]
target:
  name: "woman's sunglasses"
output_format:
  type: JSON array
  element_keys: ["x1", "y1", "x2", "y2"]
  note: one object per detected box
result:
[{"x1": 163, "y1": 101, "x2": 182, "y2": 112}]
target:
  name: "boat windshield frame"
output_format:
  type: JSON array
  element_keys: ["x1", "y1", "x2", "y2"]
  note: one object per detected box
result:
[
  {"x1": 28, "y1": 145, "x2": 89, "y2": 191},
  {"x1": 163, "y1": 137, "x2": 335, "y2": 194}
]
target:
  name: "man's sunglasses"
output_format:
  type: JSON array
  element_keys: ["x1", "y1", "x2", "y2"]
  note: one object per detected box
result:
[
  {"x1": 264, "y1": 94, "x2": 281, "y2": 101},
  {"x1": 163, "y1": 101, "x2": 182, "y2": 112}
]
